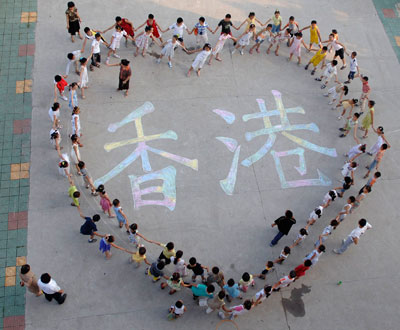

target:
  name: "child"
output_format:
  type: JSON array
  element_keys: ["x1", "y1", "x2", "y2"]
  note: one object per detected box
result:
[
  {"x1": 147, "y1": 241, "x2": 176, "y2": 265},
  {"x1": 322, "y1": 33, "x2": 348, "y2": 70},
  {"x1": 335, "y1": 196, "x2": 356, "y2": 224},
  {"x1": 291, "y1": 228, "x2": 308, "y2": 247},
  {"x1": 67, "y1": 176, "x2": 81, "y2": 215},
  {"x1": 206, "y1": 266, "x2": 225, "y2": 288},
  {"x1": 366, "y1": 171, "x2": 381, "y2": 188},
  {"x1": 315, "y1": 219, "x2": 338, "y2": 246},
  {"x1": 274, "y1": 246, "x2": 291, "y2": 264},
  {"x1": 239, "y1": 272, "x2": 255, "y2": 292},
  {"x1": 54, "y1": 75, "x2": 68, "y2": 102},
  {"x1": 157, "y1": 35, "x2": 188, "y2": 68},
  {"x1": 321, "y1": 190, "x2": 338, "y2": 208},
  {"x1": 134, "y1": 26, "x2": 158, "y2": 57},
  {"x1": 89, "y1": 33, "x2": 108, "y2": 70},
  {"x1": 99, "y1": 234, "x2": 128, "y2": 260},
  {"x1": 344, "y1": 144, "x2": 366, "y2": 163},
  {"x1": 351, "y1": 186, "x2": 371, "y2": 213},
  {"x1": 162, "y1": 17, "x2": 191, "y2": 47},
  {"x1": 112, "y1": 199, "x2": 130, "y2": 233},
  {"x1": 96, "y1": 185, "x2": 115, "y2": 218},
  {"x1": 161, "y1": 272, "x2": 189, "y2": 295},
  {"x1": 78, "y1": 58, "x2": 89, "y2": 99},
  {"x1": 267, "y1": 28, "x2": 291, "y2": 56},
  {"x1": 136, "y1": 14, "x2": 164, "y2": 44},
  {"x1": 213, "y1": 14, "x2": 239, "y2": 37},
  {"x1": 208, "y1": 32, "x2": 237, "y2": 64},
  {"x1": 324, "y1": 84, "x2": 348, "y2": 109},
  {"x1": 360, "y1": 100, "x2": 375, "y2": 138},
  {"x1": 50, "y1": 129, "x2": 62, "y2": 154},
  {"x1": 304, "y1": 245, "x2": 325, "y2": 266},
  {"x1": 265, "y1": 10, "x2": 282, "y2": 34},
  {"x1": 368, "y1": 126, "x2": 388, "y2": 156},
  {"x1": 344, "y1": 51, "x2": 359, "y2": 84},
  {"x1": 272, "y1": 270, "x2": 297, "y2": 291},
  {"x1": 333, "y1": 176, "x2": 353, "y2": 198},
  {"x1": 146, "y1": 261, "x2": 165, "y2": 282},
  {"x1": 59, "y1": 155, "x2": 70, "y2": 178},
  {"x1": 129, "y1": 246, "x2": 150, "y2": 268},
  {"x1": 341, "y1": 161, "x2": 358, "y2": 184},
  {"x1": 232, "y1": 24, "x2": 256, "y2": 55},
  {"x1": 304, "y1": 46, "x2": 328, "y2": 75},
  {"x1": 294, "y1": 260, "x2": 312, "y2": 280},
  {"x1": 306, "y1": 206, "x2": 323, "y2": 227},
  {"x1": 71, "y1": 107, "x2": 83, "y2": 146},
  {"x1": 187, "y1": 257, "x2": 209, "y2": 282},
  {"x1": 68, "y1": 83, "x2": 79, "y2": 110},
  {"x1": 168, "y1": 300, "x2": 186, "y2": 320},
  {"x1": 48, "y1": 102, "x2": 61, "y2": 129},
  {"x1": 364, "y1": 143, "x2": 390, "y2": 178},
  {"x1": 288, "y1": 32, "x2": 309, "y2": 65},
  {"x1": 70, "y1": 134, "x2": 81, "y2": 175},
  {"x1": 77, "y1": 161, "x2": 98, "y2": 196},
  {"x1": 252, "y1": 285, "x2": 272, "y2": 306},
  {"x1": 358, "y1": 75, "x2": 371, "y2": 114},
  {"x1": 79, "y1": 214, "x2": 101, "y2": 243},
  {"x1": 336, "y1": 98, "x2": 358, "y2": 120},
  {"x1": 106, "y1": 25, "x2": 132, "y2": 63},
  {"x1": 222, "y1": 300, "x2": 253, "y2": 320},
  {"x1": 223, "y1": 278, "x2": 242, "y2": 302},
  {"x1": 300, "y1": 20, "x2": 321, "y2": 49},
  {"x1": 315, "y1": 60, "x2": 339, "y2": 89},
  {"x1": 187, "y1": 43, "x2": 212, "y2": 77},
  {"x1": 103, "y1": 16, "x2": 135, "y2": 45},
  {"x1": 128, "y1": 223, "x2": 150, "y2": 248},
  {"x1": 249, "y1": 24, "x2": 273, "y2": 54},
  {"x1": 66, "y1": 50, "x2": 81, "y2": 77},
  {"x1": 190, "y1": 17, "x2": 213, "y2": 48},
  {"x1": 281, "y1": 16, "x2": 300, "y2": 45},
  {"x1": 238, "y1": 12, "x2": 263, "y2": 30},
  {"x1": 254, "y1": 261, "x2": 274, "y2": 280},
  {"x1": 65, "y1": 1, "x2": 82, "y2": 42},
  {"x1": 206, "y1": 291, "x2": 230, "y2": 314},
  {"x1": 339, "y1": 113, "x2": 360, "y2": 142},
  {"x1": 170, "y1": 250, "x2": 188, "y2": 277},
  {"x1": 190, "y1": 283, "x2": 215, "y2": 301}
]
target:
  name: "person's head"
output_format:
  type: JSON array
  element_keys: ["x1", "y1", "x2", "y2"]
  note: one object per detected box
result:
[
  {"x1": 95, "y1": 33, "x2": 101, "y2": 40},
  {"x1": 283, "y1": 246, "x2": 291, "y2": 255},
  {"x1": 40, "y1": 273, "x2": 51, "y2": 284},
  {"x1": 78, "y1": 161, "x2": 85, "y2": 169},
  {"x1": 225, "y1": 14, "x2": 232, "y2": 21},
  {"x1": 218, "y1": 290, "x2": 226, "y2": 299},
  {"x1": 52, "y1": 102, "x2": 60, "y2": 111},
  {"x1": 304, "y1": 259, "x2": 312, "y2": 267},
  {"x1": 174, "y1": 250, "x2": 183, "y2": 262},
  {"x1": 176, "y1": 17, "x2": 183, "y2": 25},
  {"x1": 328, "y1": 33, "x2": 335, "y2": 40},
  {"x1": 73, "y1": 191, "x2": 80, "y2": 198},
  {"x1": 332, "y1": 29, "x2": 338, "y2": 34},
  {"x1": 289, "y1": 16, "x2": 295, "y2": 22},
  {"x1": 248, "y1": 12, "x2": 255, "y2": 19},
  {"x1": 227, "y1": 278, "x2": 235, "y2": 287},
  {"x1": 21, "y1": 264, "x2": 30, "y2": 275},
  {"x1": 368, "y1": 100, "x2": 375, "y2": 108},
  {"x1": 59, "y1": 160, "x2": 69, "y2": 168},
  {"x1": 329, "y1": 190, "x2": 337, "y2": 201},
  {"x1": 50, "y1": 130, "x2": 59, "y2": 140},
  {"x1": 242, "y1": 272, "x2": 250, "y2": 282},
  {"x1": 344, "y1": 176, "x2": 352, "y2": 184},
  {"x1": 144, "y1": 26, "x2": 152, "y2": 33},
  {"x1": 295, "y1": 32, "x2": 303, "y2": 38},
  {"x1": 67, "y1": 1, "x2": 75, "y2": 9},
  {"x1": 148, "y1": 14, "x2": 154, "y2": 20},
  {"x1": 351, "y1": 161, "x2": 358, "y2": 168},
  {"x1": 374, "y1": 171, "x2": 381, "y2": 178},
  {"x1": 92, "y1": 214, "x2": 100, "y2": 222},
  {"x1": 84, "y1": 27, "x2": 91, "y2": 34},
  {"x1": 199, "y1": 16, "x2": 205, "y2": 24},
  {"x1": 348, "y1": 196, "x2": 356, "y2": 204},
  {"x1": 157, "y1": 261, "x2": 165, "y2": 270},
  {"x1": 112, "y1": 199, "x2": 120, "y2": 207},
  {"x1": 79, "y1": 57, "x2": 88, "y2": 65},
  {"x1": 359, "y1": 218, "x2": 367, "y2": 227},
  {"x1": 289, "y1": 270, "x2": 297, "y2": 279},
  {"x1": 249, "y1": 24, "x2": 256, "y2": 31},
  {"x1": 166, "y1": 242, "x2": 174, "y2": 251},
  {"x1": 172, "y1": 35, "x2": 179, "y2": 42},
  {"x1": 121, "y1": 59, "x2": 130, "y2": 67},
  {"x1": 67, "y1": 53, "x2": 75, "y2": 60},
  {"x1": 264, "y1": 285, "x2": 272, "y2": 295},
  {"x1": 363, "y1": 185, "x2": 372, "y2": 193},
  {"x1": 203, "y1": 43, "x2": 212, "y2": 51},
  {"x1": 96, "y1": 184, "x2": 105, "y2": 193},
  {"x1": 318, "y1": 245, "x2": 326, "y2": 252},
  {"x1": 72, "y1": 106, "x2": 80, "y2": 114},
  {"x1": 331, "y1": 60, "x2": 338, "y2": 66},
  {"x1": 285, "y1": 28, "x2": 291, "y2": 35},
  {"x1": 351, "y1": 51, "x2": 357, "y2": 58},
  {"x1": 330, "y1": 219, "x2": 339, "y2": 228},
  {"x1": 285, "y1": 210, "x2": 293, "y2": 218},
  {"x1": 129, "y1": 223, "x2": 138, "y2": 233},
  {"x1": 311, "y1": 20, "x2": 317, "y2": 25},
  {"x1": 265, "y1": 24, "x2": 273, "y2": 31},
  {"x1": 362, "y1": 75, "x2": 369, "y2": 82},
  {"x1": 377, "y1": 126, "x2": 384, "y2": 134},
  {"x1": 138, "y1": 246, "x2": 146, "y2": 256},
  {"x1": 212, "y1": 266, "x2": 220, "y2": 275},
  {"x1": 360, "y1": 144, "x2": 366, "y2": 153},
  {"x1": 315, "y1": 206, "x2": 323, "y2": 217},
  {"x1": 352, "y1": 98, "x2": 358, "y2": 105},
  {"x1": 243, "y1": 300, "x2": 253, "y2": 310},
  {"x1": 115, "y1": 25, "x2": 122, "y2": 32},
  {"x1": 353, "y1": 112, "x2": 360, "y2": 120},
  {"x1": 175, "y1": 300, "x2": 183, "y2": 309},
  {"x1": 207, "y1": 284, "x2": 215, "y2": 294},
  {"x1": 189, "y1": 257, "x2": 196, "y2": 265},
  {"x1": 115, "y1": 16, "x2": 122, "y2": 23},
  {"x1": 106, "y1": 235, "x2": 115, "y2": 243},
  {"x1": 171, "y1": 272, "x2": 181, "y2": 281},
  {"x1": 343, "y1": 86, "x2": 349, "y2": 96},
  {"x1": 69, "y1": 82, "x2": 78, "y2": 91},
  {"x1": 381, "y1": 143, "x2": 388, "y2": 150},
  {"x1": 300, "y1": 228, "x2": 308, "y2": 236},
  {"x1": 54, "y1": 75, "x2": 62, "y2": 82},
  {"x1": 321, "y1": 46, "x2": 328, "y2": 53},
  {"x1": 71, "y1": 134, "x2": 79, "y2": 143},
  {"x1": 274, "y1": 10, "x2": 280, "y2": 17},
  {"x1": 266, "y1": 261, "x2": 274, "y2": 268}
]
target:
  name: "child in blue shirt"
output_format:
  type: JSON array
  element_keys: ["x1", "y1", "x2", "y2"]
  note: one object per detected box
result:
[{"x1": 223, "y1": 278, "x2": 242, "y2": 302}]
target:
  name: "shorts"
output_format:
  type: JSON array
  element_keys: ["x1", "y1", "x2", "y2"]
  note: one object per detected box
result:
[
  {"x1": 335, "y1": 48, "x2": 344, "y2": 59},
  {"x1": 255, "y1": 38, "x2": 264, "y2": 44},
  {"x1": 91, "y1": 53, "x2": 101, "y2": 65},
  {"x1": 177, "y1": 37, "x2": 184, "y2": 43},
  {"x1": 348, "y1": 71, "x2": 356, "y2": 80},
  {"x1": 117, "y1": 216, "x2": 126, "y2": 224},
  {"x1": 368, "y1": 159, "x2": 378, "y2": 171},
  {"x1": 261, "y1": 269, "x2": 269, "y2": 275},
  {"x1": 310, "y1": 35, "x2": 319, "y2": 45},
  {"x1": 271, "y1": 24, "x2": 281, "y2": 33},
  {"x1": 147, "y1": 268, "x2": 160, "y2": 281},
  {"x1": 158, "y1": 252, "x2": 171, "y2": 265}
]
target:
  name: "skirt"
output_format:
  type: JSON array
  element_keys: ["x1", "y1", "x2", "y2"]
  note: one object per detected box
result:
[
  {"x1": 100, "y1": 197, "x2": 111, "y2": 211},
  {"x1": 68, "y1": 20, "x2": 80, "y2": 35},
  {"x1": 99, "y1": 239, "x2": 111, "y2": 253},
  {"x1": 118, "y1": 78, "x2": 130, "y2": 90}
]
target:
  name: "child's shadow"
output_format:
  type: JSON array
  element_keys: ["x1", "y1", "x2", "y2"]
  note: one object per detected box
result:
[{"x1": 281, "y1": 284, "x2": 311, "y2": 317}]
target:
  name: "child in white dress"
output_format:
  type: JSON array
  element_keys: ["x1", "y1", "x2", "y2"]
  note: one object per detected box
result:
[
  {"x1": 134, "y1": 26, "x2": 158, "y2": 57},
  {"x1": 208, "y1": 32, "x2": 237, "y2": 64},
  {"x1": 78, "y1": 57, "x2": 88, "y2": 99},
  {"x1": 70, "y1": 134, "x2": 81, "y2": 175},
  {"x1": 157, "y1": 35, "x2": 188, "y2": 68},
  {"x1": 267, "y1": 28, "x2": 291, "y2": 56},
  {"x1": 288, "y1": 32, "x2": 309, "y2": 65},
  {"x1": 232, "y1": 24, "x2": 256, "y2": 55},
  {"x1": 187, "y1": 43, "x2": 212, "y2": 77},
  {"x1": 71, "y1": 106, "x2": 83, "y2": 147}
]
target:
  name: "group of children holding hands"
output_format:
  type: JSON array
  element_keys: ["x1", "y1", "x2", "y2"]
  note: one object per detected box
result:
[{"x1": 46, "y1": 2, "x2": 391, "y2": 321}]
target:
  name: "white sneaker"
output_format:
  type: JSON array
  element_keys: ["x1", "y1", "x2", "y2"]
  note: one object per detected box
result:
[
  {"x1": 323, "y1": 93, "x2": 329, "y2": 97},
  {"x1": 231, "y1": 49, "x2": 236, "y2": 54},
  {"x1": 156, "y1": 58, "x2": 161, "y2": 64},
  {"x1": 168, "y1": 61, "x2": 172, "y2": 68},
  {"x1": 240, "y1": 49, "x2": 244, "y2": 55},
  {"x1": 106, "y1": 58, "x2": 110, "y2": 65},
  {"x1": 61, "y1": 95, "x2": 68, "y2": 101},
  {"x1": 337, "y1": 116, "x2": 342, "y2": 120},
  {"x1": 113, "y1": 53, "x2": 120, "y2": 58},
  {"x1": 328, "y1": 100, "x2": 334, "y2": 105}
]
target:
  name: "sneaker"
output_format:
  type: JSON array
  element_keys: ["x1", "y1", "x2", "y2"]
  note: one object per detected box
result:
[
  {"x1": 88, "y1": 238, "x2": 97, "y2": 243},
  {"x1": 339, "y1": 134, "x2": 346, "y2": 138},
  {"x1": 231, "y1": 49, "x2": 236, "y2": 54},
  {"x1": 359, "y1": 112, "x2": 364, "y2": 115},
  {"x1": 339, "y1": 128, "x2": 345, "y2": 131},
  {"x1": 331, "y1": 106, "x2": 336, "y2": 110},
  {"x1": 333, "y1": 249, "x2": 340, "y2": 254},
  {"x1": 240, "y1": 49, "x2": 244, "y2": 55},
  {"x1": 342, "y1": 239, "x2": 346, "y2": 245},
  {"x1": 61, "y1": 95, "x2": 68, "y2": 101},
  {"x1": 320, "y1": 84, "x2": 326, "y2": 89},
  {"x1": 340, "y1": 65, "x2": 347, "y2": 70},
  {"x1": 315, "y1": 78, "x2": 322, "y2": 81},
  {"x1": 367, "y1": 152, "x2": 373, "y2": 156},
  {"x1": 304, "y1": 64, "x2": 309, "y2": 70},
  {"x1": 106, "y1": 58, "x2": 110, "y2": 65},
  {"x1": 113, "y1": 53, "x2": 121, "y2": 58},
  {"x1": 323, "y1": 93, "x2": 329, "y2": 97},
  {"x1": 156, "y1": 58, "x2": 161, "y2": 64},
  {"x1": 145, "y1": 268, "x2": 149, "y2": 275},
  {"x1": 311, "y1": 69, "x2": 316, "y2": 75},
  {"x1": 269, "y1": 242, "x2": 274, "y2": 247},
  {"x1": 58, "y1": 293, "x2": 67, "y2": 304},
  {"x1": 168, "y1": 61, "x2": 172, "y2": 68},
  {"x1": 344, "y1": 80, "x2": 350, "y2": 84},
  {"x1": 328, "y1": 100, "x2": 334, "y2": 104}
]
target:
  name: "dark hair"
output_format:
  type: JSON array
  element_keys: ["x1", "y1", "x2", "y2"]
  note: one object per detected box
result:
[
  {"x1": 72, "y1": 106, "x2": 80, "y2": 114},
  {"x1": 249, "y1": 24, "x2": 255, "y2": 29},
  {"x1": 203, "y1": 43, "x2": 211, "y2": 50},
  {"x1": 352, "y1": 98, "x2": 358, "y2": 105},
  {"x1": 148, "y1": 14, "x2": 154, "y2": 19},
  {"x1": 332, "y1": 29, "x2": 338, "y2": 34},
  {"x1": 218, "y1": 291, "x2": 226, "y2": 299},
  {"x1": 73, "y1": 191, "x2": 80, "y2": 198},
  {"x1": 289, "y1": 270, "x2": 297, "y2": 278},
  {"x1": 300, "y1": 228, "x2": 308, "y2": 236},
  {"x1": 166, "y1": 242, "x2": 174, "y2": 250},
  {"x1": 172, "y1": 34, "x2": 179, "y2": 40},
  {"x1": 329, "y1": 190, "x2": 337, "y2": 201},
  {"x1": 199, "y1": 16, "x2": 205, "y2": 22},
  {"x1": 84, "y1": 27, "x2": 90, "y2": 33},
  {"x1": 304, "y1": 259, "x2": 312, "y2": 267},
  {"x1": 212, "y1": 266, "x2": 220, "y2": 274},
  {"x1": 115, "y1": 16, "x2": 122, "y2": 22},
  {"x1": 330, "y1": 219, "x2": 339, "y2": 227},
  {"x1": 107, "y1": 235, "x2": 115, "y2": 243},
  {"x1": 352, "y1": 51, "x2": 357, "y2": 56},
  {"x1": 175, "y1": 300, "x2": 183, "y2": 308},
  {"x1": 129, "y1": 223, "x2": 138, "y2": 232},
  {"x1": 96, "y1": 184, "x2": 105, "y2": 193},
  {"x1": 289, "y1": 16, "x2": 294, "y2": 20},
  {"x1": 365, "y1": 185, "x2": 371, "y2": 193},
  {"x1": 343, "y1": 86, "x2": 349, "y2": 96},
  {"x1": 71, "y1": 134, "x2": 78, "y2": 143},
  {"x1": 115, "y1": 25, "x2": 122, "y2": 30},
  {"x1": 369, "y1": 100, "x2": 375, "y2": 107},
  {"x1": 54, "y1": 75, "x2": 62, "y2": 82},
  {"x1": 311, "y1": 20, "x2": 317, "y2": 24},
  {"x1": 354, "y1": 113, "x2": 360, "y2": 119},
  {"x1": 69, "y1": 82, "x2": 78, "y2": 90},
  {"x1": 189, "y1": 257, "x2": 196, "y2": 265},
  {"x1": 157, "y1": 261, "x2": 165, "y2": 270},
  {"x1": 138, "y1": 246, "x2": 146, "y2": 255},
  {"x1": 177, "y1": 17, "x2": 183, "y2": 23},
  {"x1": 79, "y1": 57, "x2": 87, "y2": 64},
  {"x1": 359, "y1": 218, "x2": 367, "y2": 227},
  {"x1": 21, "y1": 264, "x2": 30, "y2": 274},
  {"x1": 145, "y1": 26, "x2": 152, "y2": 32},
  {"x1": 285, "y1": 210, "x2": 293, "y2": 218},
  {"x1": 59, "y1": 161, "x2": 69, "y2": 168},
  {"x1": 315, "y1": 207, "x2": 322, "y2": 217},
  {"x1": 78, "y1": 161, "x2": 85, "y2": 169},
  {"x1": 207, "y1": 284, "x2": 215, "y2": 293},
  {"x1": 382, "y1": 143, "x2": 388, "y2": 150},
  {"x1": 296, "y1": 32, "x2": 303, "y2": 37},
  {"x1": 360, "y1": 145, "x2": 366, "y2": 153},
  {"x1": 243, "y1": 300, "x2": 253, "y2": 310},
  {"x1": 171, "y1": 272, "x2": 181, "y2": 281},
  {"x1": 95, "y1": 32, "x2": 101, "y2": 38},
  {"x1": 266, "y1": 24, "x2": 272, "y2": 28},
  {"x1": 40, "y1": 273, "x2": 51, "y2": 283},
  {"x1": 344, "y1": 176, "x2": 352, "y2": 184},
  {"x1": 92, "y1": 214, "x2": 100, "y2": 222},
  {"x1": 112, "y1": 199, "x2": 120, "y2": 206},
  {"x1": 242, "y1": 272, "x2": 250, "y2": 282},
  {"x1": 67, "y1": 2, "x2": 75, "y2": 8},
  {"x1": 322, "y1": 46, "x2": 328, "y2": 51},
  {"x1": 274, "y1": 10, "x2": 280, "y2": 14},
  {"x1": 267, "y1": 261, "x2": 274, "y2": 268},
  {"x1": 332, "y1": 60, "x2": 338, "y2": 66},
  {"x1": 349, "y1": 196, "x2": 356, "y2": 203},
  {"x1": 249, "y1": 12, "x2": 255, "y2": 17},
  {"x1": 174, "y1": 250, "x2": 183, "y2": 264},
  {"x1": 351, "y1": 161, "x2": 358, "y2": 168},
  {"x1": 318, "y1": 245, "x2": 326, "y2": 252},
  {"x1": 52, "y1": 102, "x2": 60, "y2": 110},
  {"x1": 225, "y1": 14, "x2": 231, "y2": 19},
  {"x1": 50, "y1": 130, "x2": 59, "y2": 140},
  {"x1": 283, "y1": 246, "x2": 291, "y2": 254},
  {"x1": 67, "y1": 53, "x2": 74, "y2": 60},
  {"x1": 363, "y1": 76, "x2": 369, "y2": 81},
  {"x1": 264, "y1": 285, "x2": 272, "y2": 295},
  {"x1": 227, "y1": 278, "x2": 235, "y2": 286},
  {"x1": 375, "y1": 172, "x2": 381, "y2": 178},
  {"x1": 121, "y1": 59, "x2": 130, "y2": 66}
]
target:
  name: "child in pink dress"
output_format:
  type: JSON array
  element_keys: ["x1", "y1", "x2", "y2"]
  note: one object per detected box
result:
[
  {"x1": 96, "y1": 185, "x2": 115, "y2": 218},
  {"x1": 288, "y1": 32, "x2": 309, "y2": 65}
]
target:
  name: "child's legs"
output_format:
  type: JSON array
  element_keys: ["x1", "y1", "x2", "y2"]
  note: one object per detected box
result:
[{"x1": 105, "y1": 250, "x2": 111, "y2": 259}]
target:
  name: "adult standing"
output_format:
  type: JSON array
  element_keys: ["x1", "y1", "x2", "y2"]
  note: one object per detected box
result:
[
  {"x1": 65, "y1": 2, "x2": 83, "y2": 43},
  {"x1": 108, "y1": 59, "x2": 132, "y2": 97},
  {"x1": 38, "y1": 273, "x2": 67, "y2": 304},
  {"x1": 269, "y1": 210, "x2": 296, "y2": 247},
  {"x1": 19, "y1": 264, "x2": 42, "y2": 296},
  {"x1": 333, "y1": 218, "x2": 372, "y2": 254}
]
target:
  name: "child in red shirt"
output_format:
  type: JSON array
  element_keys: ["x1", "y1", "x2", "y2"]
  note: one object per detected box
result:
[{"x1": 294, "y1": 259, "x2": 312, "y2": 280}]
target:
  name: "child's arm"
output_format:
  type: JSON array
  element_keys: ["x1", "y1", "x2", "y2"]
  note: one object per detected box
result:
[
  {"x1": 110, "y1": 242, "x2": 129, "y2": 252},
  {"x1": 232, "y1": 23, "x2": 240, "y2": 30},
  {"x1": 237, "y1": 19, "x2": 247, "y2": 29},
  {"x1": 186, "y1": 27, "x2": 192, "y2": 35},
  {"x1": 207, "y1": 26, "x2": 213, "y2": 33},
  {"x1": 212, "y1": 25, "x2": 220, "y2": 34},
  {"x1": 255, "y1": 18, "x2": 263, "y2": 26},
  {"x1": 290, "y1": 239, "x2": 300, "y2": 249},
  {"x1": 93, "y1": 232, "x2": 105, "y2": 238},
  {"x1": 274, "y1": 256, "x2": 284, "y2": 263},
  {"x1": 119, "y1": 209, "x2": 129, "y2": 222},
  {"x1": 136, "y1": 232, "x2": 152, "y2": 243},
  {"x1": 135, "y1": 21, "x2": 146, "y2": 32},
  {"x1": 263, "y1": 18, "x2": 272, "y2": 26},
  {"x1": 160, "y1": 26, "x2": 170, "y2": 33},
  {"x1": 81, "y1": 38, "x2": 88, "y2": 53},
  {"x1": 144, "y1": 257, "x2": 151, "y2": 266},
  {"x1": 353, "y1": 126, "x2": 359, "y2": 145},
  {"x1": 281, "y1": 23, "x2": 289, "y2": 31},
  {"x1": 301, "y1": 39, "x2": 309, "y2": 49},
  {"x1": 102, "y1": 23, "x2": 116, "y2": 34},
  {"x1": 202, "y1": 265, "x2": 209, "y2": 272},
  {"x1": 187, "y1": 48, "x2": 202, "y2": 55},
  {"x1": 299, "y1": 25, "x2": 310, "y2": 31}
]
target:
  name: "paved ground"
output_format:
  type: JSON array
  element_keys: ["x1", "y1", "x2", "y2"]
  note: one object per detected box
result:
[{"x1": 2, "y1": 0, "x2": 398, "y2": 329}]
